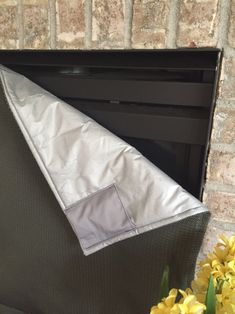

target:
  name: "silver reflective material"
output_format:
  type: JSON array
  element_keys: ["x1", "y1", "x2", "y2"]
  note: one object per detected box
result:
[{"x1": 0, "y1": 65, "x2": 209, "y2": 255}]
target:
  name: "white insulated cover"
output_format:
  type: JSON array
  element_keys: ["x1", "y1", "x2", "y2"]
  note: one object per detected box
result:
[{"x1": 0, "y1": 65, "x2": 209, "y2": 255}]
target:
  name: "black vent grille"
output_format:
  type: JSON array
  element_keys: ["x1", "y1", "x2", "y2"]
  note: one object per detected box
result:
[{"x1": 0, "y1": 49, "x2": 221, "y2": 198}]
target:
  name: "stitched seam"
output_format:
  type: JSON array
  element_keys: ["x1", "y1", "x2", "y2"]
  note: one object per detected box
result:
[
  {"x1": 83, "y1": 207, "x2": 209, "y2": 253},
  {"x1": 65, "y1": 183, "x2": 115, "y2": 212},
  {"x1": 113, "y1": 183, "x2": 136, "y2": 228},
  {"x1": 129, "y1": 205, "x2": 208, "y2": 230},
  {"x1": 65, "y1": 183, "x2": 136, "y2": 250},
  {"x1": 81, "y1": 228, "x2": 135, "y2": 249},
  {"x1": 65, "y1": 183, "x2": 135, "y2": 228},
  {"x1": 67, "y1": 215, "x2": 135, "y2": 252}
]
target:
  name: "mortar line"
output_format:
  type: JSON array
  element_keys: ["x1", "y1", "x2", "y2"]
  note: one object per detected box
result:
[
  {"x1": 210, "y1": 143, "x2": 235, "y2": 153},
  {"x1": 49, "y1": 0, "x2": 56, "y2": 49},
  {"x1": 223, "y1": 45, "x2": 235, "y2": 57},
  {"x1": 216, "y1": 98, "x2": 235, "y2": 107},
  {"x1": 17, "y1": 0, "x2": 24, "y2": 49},
  {"x1": 205, "y1": 181, "x2": 235, "y2": 194},
  {"x1": 85, "y1": 0, "x2": 92, "y2": 49},
  {"x1": 210, "y1": 219, "x2": 235, "y2": 231},
  {"x1": 217, "y1": 0, "x2": 231, "y2": 48},
  {"x1": 166, "y1": 0, "x2": 180, "y2": 48},
  {"x1": 124, "y1": 0, "x2": 133, "y2": 48}
]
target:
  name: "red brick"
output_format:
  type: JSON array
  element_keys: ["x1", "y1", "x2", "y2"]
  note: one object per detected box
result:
[
  {"x1": 207, "y1": 151, "x2": 235, "y2": 186},
  {"x1": 132, "y1": 0, "x2": 169, "y2": 48},
  {"x1": 0, "y1": 1, "x2": 18, "y2": 49},
  {"x1": 92, "y1": 0, "x2": 124, "y2": 48},
  {"x1": 204, "y1": 191, "x2": 235, "y2": 221},
  {"x1": 177, "y1": 0, "x2": 218, "y2": 47},
  {"x1": 56, "y1": 0, "x2": 85, "y2": 49},
  {"x1": 219, "y1": 58, "x2": 235, "y2": 100},
  {"x1": 23, "y1": 0, "x2": 49, "y2": 49},
  {"x1": 211, "y1": 107, "x2": 235, "y2": 144}
]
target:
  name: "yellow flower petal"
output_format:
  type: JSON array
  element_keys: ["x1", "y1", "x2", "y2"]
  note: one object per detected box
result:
[
  {"x1": 189, "y1": 304, "x2": 206, "y2": 314},
  {"x1": 182, "y1": 295, "x2": 196, "y2": 307}
]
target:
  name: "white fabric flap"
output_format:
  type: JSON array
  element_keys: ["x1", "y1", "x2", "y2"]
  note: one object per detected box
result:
[{"x1": 0, "y1": 65, "x2": 209, "y2": 255}]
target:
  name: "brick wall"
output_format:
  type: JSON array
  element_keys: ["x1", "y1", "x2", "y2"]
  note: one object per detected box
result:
[{"x1": 0, "y1": 0, "x2": 235, "y2": 257}]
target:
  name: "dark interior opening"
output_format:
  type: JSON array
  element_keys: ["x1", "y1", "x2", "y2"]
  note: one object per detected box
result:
[{"x1": 0, "y1": 49, "x2": 221, "y2": 199}]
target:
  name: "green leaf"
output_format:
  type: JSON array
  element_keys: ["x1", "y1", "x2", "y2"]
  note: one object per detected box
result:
[
  {"x1": 158, "y1": 265, "x2": 170, "y2": 303},
  {"x1": 205, "y1": 275, "x2": 216, "y2": 314}
]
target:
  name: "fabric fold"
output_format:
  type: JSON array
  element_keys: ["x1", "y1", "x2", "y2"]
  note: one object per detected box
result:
[{"x1": 0, "y1": 65, "x2": 209, "y2": 255}]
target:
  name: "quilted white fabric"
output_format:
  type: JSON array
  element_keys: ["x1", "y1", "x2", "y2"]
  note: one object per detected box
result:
[{"x1": 0, "y1": 65, "x2": 209, "y2": 255}]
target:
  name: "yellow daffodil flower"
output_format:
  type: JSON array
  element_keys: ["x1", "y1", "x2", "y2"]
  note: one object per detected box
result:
[
  {"x1": 149, "y1": 235, "x2": 235, "y2": 314},
  {"x1": 150, "y1": 289, "x2": 205, "y2": 314},
  {"x1": 150, "y1": 289, "x2": 178, "y2": 314},
  {"x1": 192, "y1": 235, "x2": 235, "y2": 313}
]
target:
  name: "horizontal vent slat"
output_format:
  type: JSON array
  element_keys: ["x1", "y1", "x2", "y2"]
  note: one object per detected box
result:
[
  {"x1": 77, "y1": 108, "x2": 208, "y2": 145},
  {"x1": 32, "y1": 76, "x2": 213, "y2": 107}
]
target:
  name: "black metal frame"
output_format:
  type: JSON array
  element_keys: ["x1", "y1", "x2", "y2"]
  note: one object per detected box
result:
[{"x1": 0, "y1": 49, "x2": 221, "y2": 198}]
